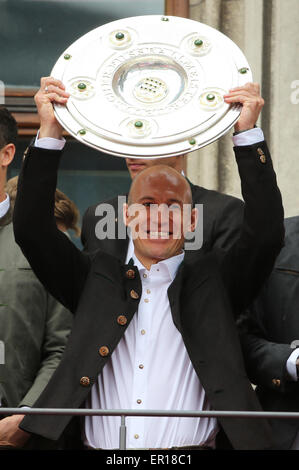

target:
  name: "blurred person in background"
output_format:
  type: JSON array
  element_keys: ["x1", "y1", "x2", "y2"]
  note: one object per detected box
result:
[
  {"x1": 0, "y1": 107, "x2": 77, "y2": 448},
  {"x1": 239, "y1": 215, "x2": 299, "y2": 449}
]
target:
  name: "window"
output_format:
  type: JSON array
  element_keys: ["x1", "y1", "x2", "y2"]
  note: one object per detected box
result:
[{"x1": 3, "y1": 0, "x2": 188, "y2": 248}]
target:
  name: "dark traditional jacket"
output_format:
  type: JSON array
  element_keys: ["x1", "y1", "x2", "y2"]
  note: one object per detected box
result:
[{"x1": 13, "y1": 142, "x2": 284, "y2": 449}]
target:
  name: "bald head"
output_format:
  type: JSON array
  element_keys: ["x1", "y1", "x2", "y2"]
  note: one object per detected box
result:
[{"x1": 128, "y1": 164, "x2": 192, "y2": 206}]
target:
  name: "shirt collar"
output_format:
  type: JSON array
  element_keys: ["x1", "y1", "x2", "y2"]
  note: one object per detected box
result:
[
  {"x1": 0, "y1": 193, "x2": 10, "y2": 219},
  {"x1": 131, "y1": 251, "x2": 184, "y2": 282},
  {"x1": 126, "y1": 235, "x2": 134, "y2": 264}
]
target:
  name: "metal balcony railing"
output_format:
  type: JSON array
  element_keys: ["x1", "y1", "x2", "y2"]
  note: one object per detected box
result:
[{"x1": 1, "y1": 408, "x2": 299, "y2": 450}]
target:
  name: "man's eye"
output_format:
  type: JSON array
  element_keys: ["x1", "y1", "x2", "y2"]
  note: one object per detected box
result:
[{"x1": 142, "y1": 202, "x2": 152, "y2": 207}]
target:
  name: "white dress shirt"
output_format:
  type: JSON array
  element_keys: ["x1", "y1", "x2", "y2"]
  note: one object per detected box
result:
[
  {"x1": 232, "y1": 127, "x2": 264, "y2": 146},
  {"x1": 286, "y1": 349, "x2": 299, "y2": 381},
  {"x1": 83, "y1": 250, "x2": 218, "y2": 449}
]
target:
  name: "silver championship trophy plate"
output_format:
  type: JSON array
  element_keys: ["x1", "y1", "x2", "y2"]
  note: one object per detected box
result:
[{"x1": 51, "y1": 15, "x2": 252, "y2": 158}]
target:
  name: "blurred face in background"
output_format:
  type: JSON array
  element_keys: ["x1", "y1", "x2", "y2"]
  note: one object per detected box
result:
[{"x1": 125, "y1": 155, "x2": 185, "y2": 179}]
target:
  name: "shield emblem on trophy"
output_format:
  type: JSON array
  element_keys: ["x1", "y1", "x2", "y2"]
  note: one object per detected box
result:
[{"x1": 51, "y1": 15, "x2": 252, "y2": 158}]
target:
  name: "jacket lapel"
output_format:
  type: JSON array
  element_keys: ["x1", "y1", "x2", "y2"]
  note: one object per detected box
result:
[
  {"x1": 167, "y1": 253, "x2": 212, "y2": 334},
  {"x1": 113, "y1": 196, "x2": 129, "y2": 263},
  {"x1": 167, "y1": 263, "x2": 184, "y2": 333}
]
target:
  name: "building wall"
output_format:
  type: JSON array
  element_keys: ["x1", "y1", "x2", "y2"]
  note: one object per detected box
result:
[{"x1": 187, "y1": 0, "x2": 299, "y2": 217}]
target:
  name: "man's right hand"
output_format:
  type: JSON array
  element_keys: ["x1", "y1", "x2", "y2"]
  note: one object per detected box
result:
[
  {"x1": 35, "y1": 76, "x2": 70, "y2": 140},
  {"x1": 0, "y1": 415, "x2": 30, "y2": 448}
]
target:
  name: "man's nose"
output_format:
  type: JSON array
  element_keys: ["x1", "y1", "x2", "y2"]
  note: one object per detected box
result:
[{"x1": 148, "y1": 205, "x2": 172, "y2": 226}]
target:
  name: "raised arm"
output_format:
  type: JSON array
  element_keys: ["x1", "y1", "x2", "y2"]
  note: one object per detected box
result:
[
  {"x1": 13, "y1": 77, "x2": 90, "y2": 313},
  {"x1": 219, "y1": 83, "x2": 285, "y2": 315}
]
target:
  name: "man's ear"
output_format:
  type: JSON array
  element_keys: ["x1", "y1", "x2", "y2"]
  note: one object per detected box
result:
[
  {"x1": 0, "y1": 143, "x2": 15, "y2": 168},
  {"x1": 189, "y1": 207, "x2": 198, "y2": 233},
  {"x1": 123, "y1": 202, "x2": 129, "y2": 227}
]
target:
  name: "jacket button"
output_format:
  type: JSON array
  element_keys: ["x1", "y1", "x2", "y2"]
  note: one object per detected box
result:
[
  {"x1": 257, "y1": 147, "x2": 266, "y2": 163},
  {"x1": 260, "y1": 154, "x2": 266, "y2": 163},
  {"x1": 272, "y1": 378, "x2": 281, "y2": 387},
  {"x1": 117, "y1": 315, "x2": 127, "y2": 326},
  {"x1": 99, "y1": 346, "x2": 109, "y2": 357},
  {"x1": 80, "y1": 376, "x2": 90, "y2": 387},
  {"x1": 126, "y1": 269, "x2": 135, "y2": 279},
  {"x1": 130, "y1": 289, "x2": 139, "y2": 299}
]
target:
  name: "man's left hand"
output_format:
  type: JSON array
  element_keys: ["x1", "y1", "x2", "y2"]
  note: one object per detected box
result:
[{"x1": 224, "y1": 82, "x2": 264, "y2": 132}]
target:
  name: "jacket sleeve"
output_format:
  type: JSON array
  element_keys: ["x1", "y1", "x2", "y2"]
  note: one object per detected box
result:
[
  {"x1": 13, "y1": 146, "x2": 91, "y2": 314},
  {"x1": 220, "y1": 141, "x2": 284, "y2": 316},
  {"x1": 19, "y1": 294, "x2": 73, "y2": 407},
  {"x1": 237, "y1": 302, "x2": 298, "y2": 393}
]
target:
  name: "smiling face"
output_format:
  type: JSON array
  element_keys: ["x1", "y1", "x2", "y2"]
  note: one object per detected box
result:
[{"x1": 124, "y1": 165, "x2": 197, "y2": 269}]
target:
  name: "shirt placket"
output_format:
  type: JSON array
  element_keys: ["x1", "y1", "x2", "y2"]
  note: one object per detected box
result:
[{"x1": 128, "y1": 269, "x2": 152, "y2": 448}]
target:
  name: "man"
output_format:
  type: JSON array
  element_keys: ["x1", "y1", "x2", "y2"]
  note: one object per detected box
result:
[
  {"x1": 9, "y1": 78, "x2": 284, "y2": 450},
  {"x1": 0, "y1": 107, "x2": 73, "y2": 446},
  {"x1": 238, "y1": 216, "x2": 299, "y2": 449}
]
